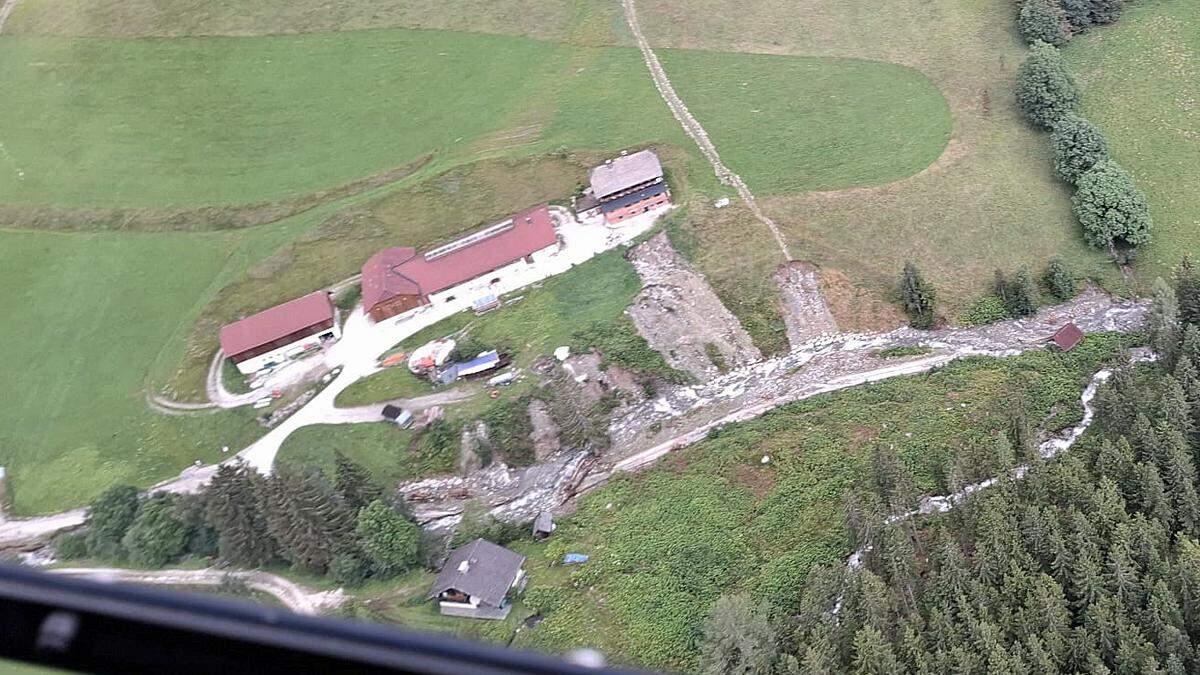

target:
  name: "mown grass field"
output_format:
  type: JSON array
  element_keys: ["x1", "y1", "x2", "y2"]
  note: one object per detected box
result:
[
  {"x1": 1064, "y1": 0, "x2": 1200, "y2": 282},
  {"x1": 513, "y1": 335, "x2": 1128, "y2": 670},
  {"x1": 276, "y1": 425, "x2": 433, "y2": 488},
  {"x1": 659, "y1": 50, "x2": 951, "y2": 196},
  {"x1": 0, "y1": 222, "x2": 313, "y2": 514}
]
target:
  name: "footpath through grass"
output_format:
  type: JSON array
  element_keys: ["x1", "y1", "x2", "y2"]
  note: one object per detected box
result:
[
  {"x1": 1064, "y1": 0, "x2": 1200, "y2": 283},
  {"x1": 513, "y1": 335, "x2": 1129, "y2": 670}
]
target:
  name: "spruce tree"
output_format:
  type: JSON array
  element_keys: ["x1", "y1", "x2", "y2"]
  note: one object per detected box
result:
[
  {"x1": 900, "y1": 262, "x2": 936, "y2": 329},
  {"x1": 1173, "y1": 256, "x2": 1200, "y2": 326},
  {"x1": 1050, "y1": 113, "x2": 1110, "y2": 183},
  {"x1": 850, "y1": 626, "x2": 900, "y2": 675},
  {"x1": 1042, "y1": 257, "x2": 1078, "y2": 300},
  {"x1": 1016, "y1": 41, "x2": 1081, "y2": 129},
  {"x1": 84, "y1": 485, "x2": 140, "y2": 559},
  {"x1": 204, "y1": 462, "x2": 276, "y2": 567},
  {"x1": 1148, "y1": 278, "x2": 1182, "y2": 368},
  {"x1": 333, "y1": 450, "x2": 382, "y2": 512},
  {"x1": 1006, "y1": 268, "x2": 1040, "y2": 317},
  {"x1": 263, "y1": 469, "x2": 357, "y2": 573},
  {"x1": 698, "y1": 595, "x2": 779, "y2": 675}
]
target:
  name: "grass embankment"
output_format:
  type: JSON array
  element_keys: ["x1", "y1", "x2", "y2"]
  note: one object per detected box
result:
[
  {"x1": 511, "y1": 335, "x2": 1129, "y2": 670},
  {"x1": 1064, "y1": 0, "x2": 1200, "y2": 282}
]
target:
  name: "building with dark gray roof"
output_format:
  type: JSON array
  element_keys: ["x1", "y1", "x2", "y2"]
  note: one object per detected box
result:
[
  {"x1": 426, "y1": 539, "x2": 527, "y2": 620},
  {"x1": 583, "y1": 149, "x2": 672, "y2": 224}
]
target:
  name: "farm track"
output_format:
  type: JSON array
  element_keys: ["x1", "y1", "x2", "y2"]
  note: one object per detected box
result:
[
  {"x1": 0, "y1": 0, "x2": 20, "y2": 33},
  {"x1": 48, "y1": 567, "x2": 345, "y2": 615},
  {"x1": 619, "y1": 0, "x2": 794, "y2": 263}
]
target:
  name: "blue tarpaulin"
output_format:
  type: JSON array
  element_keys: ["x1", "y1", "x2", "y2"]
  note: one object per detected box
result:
[
  {"x1": 563, "y1": 553, "x2": 589, "y2": 565},
  {"x1": 457, "y1": 350, "x2": 500, "y2": 377}
]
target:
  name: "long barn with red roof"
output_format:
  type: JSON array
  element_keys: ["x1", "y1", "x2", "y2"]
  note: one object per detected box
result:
[{"x1": 362, "y1": 204, "x2": 560, "y2": 322}]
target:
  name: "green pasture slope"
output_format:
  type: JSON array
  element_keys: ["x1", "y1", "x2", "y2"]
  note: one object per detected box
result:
[
  {"x1": 659, "y1": 49, "x2": 951, "y2": 196},
  {"x1": 1064, "y1": 0, "x2": 1200, "y2": 280},
  {"x1": 0, "y1": 219, "x2": 312, "y2": 515},
  {"x1": 0, "y1": 28, "x2": 949, "y2": 212}
]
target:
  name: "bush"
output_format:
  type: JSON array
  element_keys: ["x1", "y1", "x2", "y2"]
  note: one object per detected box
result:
[
  {"x1": 1018, "y1": 0, "x2": 1068, "y2": 46},
  {"x1": 1089, "y1": 0, "x2": 1126, "y2": 25},
  {"x1": 328, "y1": 552, "x2": 371, "y2": 587},
  {"x1": 1050, "y1": 114, "x2": 1109, "y2": 183},
  {"x1": 900, "y1": 262, "x2": 937, "y2": 329},
  {"x1": 122, "y1": 496, "x2": 189, "y2": 567},
  {"x1": 54, "y1": 531, "x2": 89, "y2": 560},
  {"x1": 356, "y1": 500, "x2": 422, "y2": 576},
  {"x1": 478, "y1": 397, "x2": 536, "y2": 467},
  {"x1": 1073, "y1": 160, "x2": 1152, "y2": 249},
  {"x1": 1058, "y1": 0, "x2": 1092, "y2": 32},
  {"x1": 960, "y1": 296, "x2": 1010, "y2": 326},
  {"x1": 874, "y1": 346, "x2": 933, "y2": 359},
  {"x1": 524, "y1": 585, "x2": 569, "y2": 614},
  {"x1": 1015, "y1": 41, "x2": 1080, "y2": 129},
  {"x1": 1043, "y1": 258, "x2": 1078, "y2": 301}
]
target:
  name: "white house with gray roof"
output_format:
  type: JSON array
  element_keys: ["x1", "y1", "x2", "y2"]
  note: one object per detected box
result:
[{"x1": 426, "y1": 539, "x2": 527, "y2": 619}]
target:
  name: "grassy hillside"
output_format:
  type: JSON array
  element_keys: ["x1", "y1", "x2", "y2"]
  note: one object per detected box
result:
[
  {"x1": 1064, "y1": 0, "x2": 1200, "y2": 281},
  {"x1": 513, "y1": 335, "x2": 1128, "y2": 670},
  {"x1": 659, "y1": 50, "x2": 951, "y2": 196},
  {"x1": 5, "y1": 0, "x2": 623, "y2": 41},
  {"x1": 0, "y1": 224, "x2": 311, "y2": 514}
]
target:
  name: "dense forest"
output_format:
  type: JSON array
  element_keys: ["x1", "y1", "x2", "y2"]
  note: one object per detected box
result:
[{"x1": 698, "y1": 263, "x2": 1200, "y2": 673}]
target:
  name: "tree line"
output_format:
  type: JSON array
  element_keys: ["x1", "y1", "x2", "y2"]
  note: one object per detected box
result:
[
  {"x1": 899, "y1": 257, "x2": 1076, "y2": 329},
  {"x1": 55, "y1": 452, "x2": 423, "y2": 587},
  {"x1": 697, "y1": 260, "x2": 1200, "y2": 673},
  {"x1": 1015, "y1": 0, "x2": 1151, "y2": 257}
]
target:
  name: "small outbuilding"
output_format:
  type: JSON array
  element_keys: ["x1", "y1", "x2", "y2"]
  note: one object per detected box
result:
[
  {"x1": 1051, "y1": 323, "x2": 1084, "y2": 352},
  {"x1": 533, "y1": 511, "x2": 556, "y2": 539},
  {"x1": 427, "y1": 539, "x2": 527, "y2": 620}
]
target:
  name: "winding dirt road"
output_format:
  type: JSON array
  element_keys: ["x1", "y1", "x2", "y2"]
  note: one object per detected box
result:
[{"x1": 49, "y1": 567, "x2": 345, "y2": 615}]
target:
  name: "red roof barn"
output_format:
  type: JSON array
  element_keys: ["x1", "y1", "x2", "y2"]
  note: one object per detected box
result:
[
  {"x1": 362, "y1": 204, "x2": 557, "y2": 322},
  {"x1": 219, "y1": 291, "x2": 337, "y2": 372}
]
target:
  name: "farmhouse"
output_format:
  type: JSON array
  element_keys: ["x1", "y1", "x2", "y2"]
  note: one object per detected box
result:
[
  {"x1": 362, "y1": 204, "x2": 559, "y2": 323},
  {"x1": 580, "y1": 149, "x2": 671, "y2": 223},
  {"x1": 426, "y1": 539, "x2": 527, "y2": 620},
  {"x1": 219, "y1": 291, "x2": 339, "y2": 375}
]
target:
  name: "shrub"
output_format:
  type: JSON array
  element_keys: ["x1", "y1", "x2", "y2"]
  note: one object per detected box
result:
[
  {"x1": 1050, "y1": 114, "x2": 1109, "y2": 183},
  {"x1": 900, "y1": 262, "x2": 937, "y2": 329},
  {"x1": 874, "y1": 346, "x2": 933, "y2": 359},
  {"x1": 1089, "y1": 0, "x2": 1126, "y2": 25},
  {"x1": 54, "y1": 531, "x2": 89, "y2": 560},
  {"x1": 328, "y1": 552, "x2": 372, "y2": 587},
  {"x1": 355, "y1": 500, "x2": 422, "y2": 576},
  {"x1": 1073, "y1": 160, "x2": 1152, "y2": 249},
  {"x1": 1018, "y1": 0, "x2": 1068, "y2": 46},
  {"x1": 960, "y1": 296, "x2": 1010, "y2": 326},
  {"x1": 1015, "y1": 41, "x2": 1080, "y2": 129},
  {"x1": 479, "y1": 397, "x2": 536, "y2": 467},
  {"x1": 1006, "y1": 268, "x2": 1040, "y2": 317},
  {"x1": 1058, "y1": 0, "x2": 1092, "y2": 31},
  {"x1": 1043, "y1": 258, "x2": 1078, "y2": 300},
  {"x1": 121, "y1": 497, "x2": 189, "y2": 567}
]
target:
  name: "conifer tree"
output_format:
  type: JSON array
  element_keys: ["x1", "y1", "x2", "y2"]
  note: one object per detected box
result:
[
  {"x1": 900, "y1": 263, "x2": 936, "y2": 329},
  {"x1": 1006, "y1": 268, "x2": 1040, "y2": 317},
  {"x1": 263, "y1": 469, "x2": 357, "y2": 573},
  {"x1": 1148, "y1": 278, "x2": 1182, "y2": 367},
  {"x1": 204, "y1": 462, "x2": 276, "y2": 567},
  {"x1": 1059, "y1": 0, "x2": 1093, "y2": 31},
  {"x1": 1042, "y1": 257, "x2": 1078, "y2": 300},
  {"x1": 698, "y1": 595, "x2": 779, "y2": 675},
  {"x1": 1089, "y1": 0, "x2": 1125, "y2": 25},
  {"x1": 84, "y1": 485, "x2": 139, "y2": 559},
  {"x1": 1173, "y1": 256, "x2": 1200, "y2": 326},
  {"x1": 850, "y1": 626, "x2": 900, "y2": 675},
  {"x1": 333, "y1": 450, "x2": 382, "y2": 512}
]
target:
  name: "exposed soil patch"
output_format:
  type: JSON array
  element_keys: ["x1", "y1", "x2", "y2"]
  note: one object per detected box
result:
[
  {"x1": 818, "y1": 267, "x2": 906, "y2": 333},
  {"x1": 528, "y1": 399, "x2": 561, "y2": 461},
  {"x1": 733, "y1": 464, "x2": 777, "y2": 501},
  {"x1": 774, "y1": 261, "x2": 838, "y2": 348},
  {"x1": 0, "y1": 154, "x2": 431, "y2": 232},
  {"x1": 626, "y1": 233, "x2": 762, "y2": 380}
]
